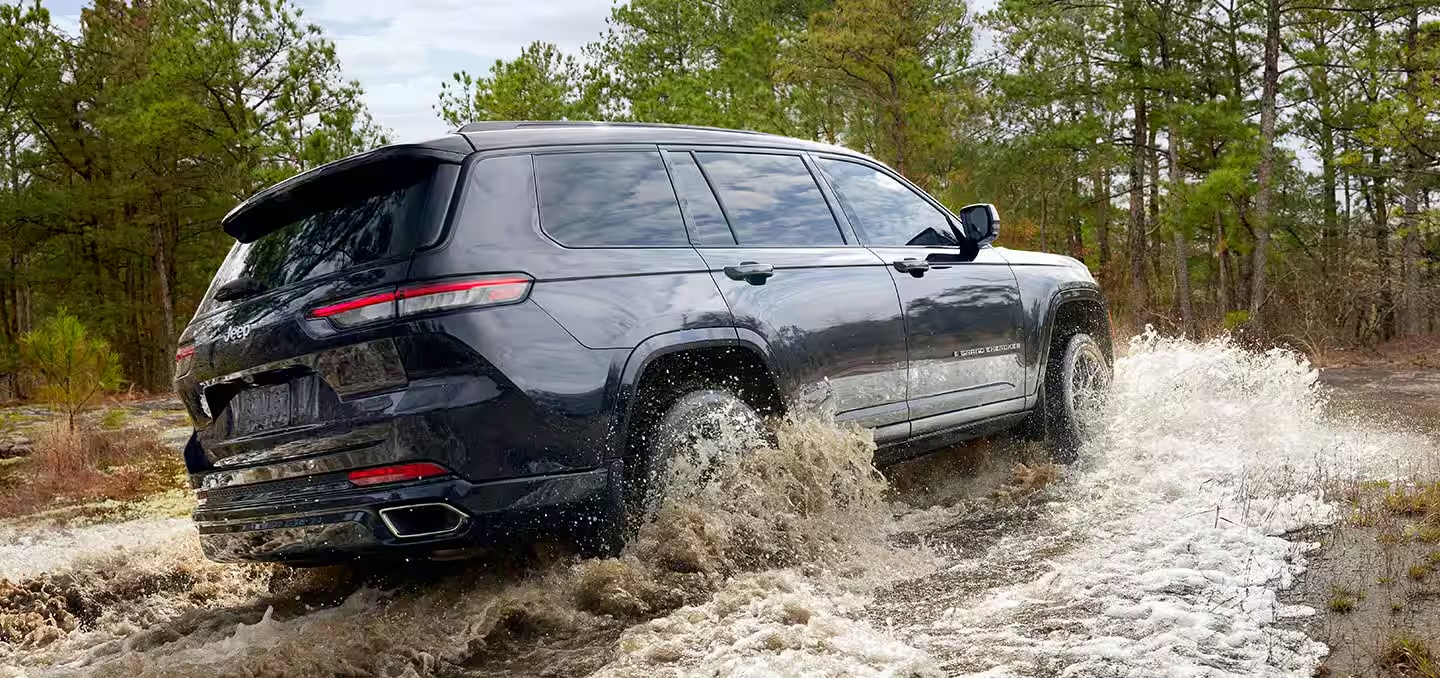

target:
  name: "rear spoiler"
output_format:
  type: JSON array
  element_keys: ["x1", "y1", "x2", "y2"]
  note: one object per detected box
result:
[{"x1": 221, "y1": 143, "x2": 470, "y2": 243}]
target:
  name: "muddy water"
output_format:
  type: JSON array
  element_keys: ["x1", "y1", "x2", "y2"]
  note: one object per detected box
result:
[{"x1": 2, "y1": 335, "x2": 1436, "y2": 677}]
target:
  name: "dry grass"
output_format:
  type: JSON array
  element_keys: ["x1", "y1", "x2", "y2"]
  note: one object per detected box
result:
[
  {"x1": 0, "y1": 425, "x2": 184, "y2": 518},
  {"x1": 1318, "y1": 337, "x2": 1440, "y2": 369},
  {"x1": 1385, "y1": 634, "x2": 1440, "y2": 677}
]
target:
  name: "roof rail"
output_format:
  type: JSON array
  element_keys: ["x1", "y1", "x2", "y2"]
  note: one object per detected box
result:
[{"x1": 454, "y1": 120, "x2": 769, "y2": 136}]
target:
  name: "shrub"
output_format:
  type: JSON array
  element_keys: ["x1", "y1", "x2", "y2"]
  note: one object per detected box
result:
[
  {"x1": 0, "y1": 427, "x2": 182, "y2": 517},
  {"x1": 99, "y1": 407, "x2": 130, "y2": 430},
  {"x1": 19, "y1": 311, "x2": 121, "y2": 431}
]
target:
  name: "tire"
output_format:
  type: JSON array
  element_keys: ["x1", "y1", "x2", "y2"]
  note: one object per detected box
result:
[
  {"x1": 1044, "y1": 332, "x2": 1111, "y2": 463},
  {"x1": 625, "y1": 387, "x2": 768, "y2": 528}
]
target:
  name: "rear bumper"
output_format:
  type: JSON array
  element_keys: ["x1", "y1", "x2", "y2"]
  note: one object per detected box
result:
[{"x1": 194, "y1": 460, "x2": 622, "y2": 563}]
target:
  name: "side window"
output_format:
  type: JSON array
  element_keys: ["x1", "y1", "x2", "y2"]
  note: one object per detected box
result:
[
  {"x1": 696, "y1": 152, "x2": 843, "y2": 246},
  {"x1": 816, "y1": 158, "x2": 957, "y2": 248},
  {"x1": 666, "y1": 151, "x2": 736, "y2": 246},
  {"x1": 534, "y1": 151, "x2": 687, "y2": 247}
]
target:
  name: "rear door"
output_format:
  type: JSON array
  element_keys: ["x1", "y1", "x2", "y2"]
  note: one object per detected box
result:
[
  {"x1": 180, "y1": 158, "x2": 461, "y2": 467},
  {"x1": 814, "y1": 156, "x2": 1026, "y2": 436},
  {"x1": 668, "y1": 148, "x2": 910, "y2": 442}
]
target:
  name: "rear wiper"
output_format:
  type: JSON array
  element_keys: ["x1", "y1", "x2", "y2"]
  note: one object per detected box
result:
[{"x1": 214, "y1": 276, "x2": 267, "y2": 302}]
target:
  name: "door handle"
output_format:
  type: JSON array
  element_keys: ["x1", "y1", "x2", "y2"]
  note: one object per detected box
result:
[
  {"x1": 892, "y1": 258, "x2": 930, "y2": 277},
  {"x1": 724, "y1": 262, "x2": 775, "y2": 285}
]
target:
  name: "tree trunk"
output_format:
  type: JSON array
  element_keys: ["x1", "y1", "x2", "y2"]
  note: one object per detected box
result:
[
  {"x1": 1155, "y1": 2, "x2": 1192, "y2": 335},
  {"x1": 1070, "y1": 165, "x2": 1085, "y2": 260},
  {"x1": 1124, "y1": 0, "x2": 1148, "y2": 312},
  {"x1": 1249, "y1": 0, "x2": 1281, "y2": 334},
  {"x1": 1095, "y1": 167, "x2": 1110, "y2": 270},
  {"x1": 1366, "y1": 157, "x2": 1396, "y2": 342},
  {"x1": 1401, "y1": 8, "x2": 1424, "y2": 338},
  {"x1": 1320, "y1": 132, "x2": 1338, "y2": 278},
  {"x1": 1127, "y1": 95, "x2": 1148, "y2": 311},
  {"x1": 1084, "y1": 44, "x2": 1110, "y2": 272},
  {"x1": 1040, "y1": 190, "x2": 1048, "y2": 252},
  {"x1": 153, "y1": 222, "x2": 175, "y2": 349},
  {"x1": 1167, "y1": 127, "x2": 1193, "y2": 335},
  {"x1": 1216, "y1": 212, "x2": 1229, "y2": 318}
]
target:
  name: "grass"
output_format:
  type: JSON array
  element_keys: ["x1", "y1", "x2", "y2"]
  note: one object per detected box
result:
[
  {"x1": 1385, "y1": 634, "x2": 1440, "y2": 678},
  {"x1": 0, "y1": 425, "x2": 184, "y2": 518},
  {"x1": 1327, "y1": 585, "x2": 1366, "y2": 613},
  {"x1": 98, "y1": 407, "x2": 130, "y2": 430},
  {"x1": 1407, "y1": 564, "x2": 1430, "y2": 581},
  {"x1": 1385, "y1": 482, "x2": 1440, "y2": 519},
  {"x1": 1328, "y1": 593, "x2": 1357, "y2": 613}
]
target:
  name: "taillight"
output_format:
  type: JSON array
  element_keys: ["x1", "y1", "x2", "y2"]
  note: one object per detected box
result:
[
  {"x1": 308, "y1": 275, "x2": 532, "y2": 328},
  {"x1": 174, "y1": 344, "x2": 195, "y2": 377},
  {"x1": 348, "y1": 462, "x2": 451, "y2": 486}
]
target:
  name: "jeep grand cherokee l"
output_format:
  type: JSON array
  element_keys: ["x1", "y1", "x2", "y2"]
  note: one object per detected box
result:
[{"x1": 173, "y1": 121, "x2": 1112, "y2": 565}]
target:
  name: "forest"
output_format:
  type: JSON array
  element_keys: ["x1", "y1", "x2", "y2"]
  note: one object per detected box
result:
[{"x1": 0, "y1": 0, "x2": 1436, "y2": 394}]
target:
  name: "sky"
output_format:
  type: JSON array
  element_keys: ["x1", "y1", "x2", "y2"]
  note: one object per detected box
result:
[{"x1": 42, "y1": 0, "x2": 617, "y2": 143}]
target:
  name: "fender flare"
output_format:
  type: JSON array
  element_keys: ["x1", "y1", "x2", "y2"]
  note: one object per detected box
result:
[
  {"x1": 1032, "y1": 284, "x2": 1111, "y2": 399},
  {"x1": 605, "y1": 327, "x2": 781, "y2": 458}
]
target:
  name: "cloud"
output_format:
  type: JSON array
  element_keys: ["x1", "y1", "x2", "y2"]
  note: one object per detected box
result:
[{"x1": 295, "y1": 0, "x2": 613, "y2": 142}]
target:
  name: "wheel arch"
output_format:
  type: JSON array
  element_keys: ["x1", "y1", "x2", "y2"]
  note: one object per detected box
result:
[
  {"x1": 1034, "y1": 286, "x2": 1113, "y2": 397},
  {"x1": 608, "y1": 328, "x2": 784, "y2": 459}
]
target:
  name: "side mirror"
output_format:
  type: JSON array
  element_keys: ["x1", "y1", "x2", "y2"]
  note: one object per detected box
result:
[{"x1": 959, "y1": 203, "x2": 1000, "y2": 246}]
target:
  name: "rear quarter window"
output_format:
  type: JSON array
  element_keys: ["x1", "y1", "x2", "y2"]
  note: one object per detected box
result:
[{"x1": 534, "y1": 151, "x2": 688, "y2": 247}]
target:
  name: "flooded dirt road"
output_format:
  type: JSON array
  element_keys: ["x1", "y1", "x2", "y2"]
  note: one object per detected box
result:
[{"x1": 2, "y1": 334, "x2": 1436, "y2": 677}]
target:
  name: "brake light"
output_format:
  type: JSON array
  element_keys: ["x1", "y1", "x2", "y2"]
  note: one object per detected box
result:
[
  {"x1": 348, "y1": 462, "x2": 451, "y2": 486},
  {"x1": 174, "y1": 344, "x2": 195, "y2": 377},
  {"x1": 307, "y1": 275, "x2": 532, "y2": 327}
]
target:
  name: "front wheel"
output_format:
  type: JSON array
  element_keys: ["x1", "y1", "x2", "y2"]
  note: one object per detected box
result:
[{"x1": 1044, "y1": 333, "x2": 1111, "y2": 463}]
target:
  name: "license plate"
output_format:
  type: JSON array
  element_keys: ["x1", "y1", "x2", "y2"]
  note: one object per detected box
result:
[{"x1": 230, "y1": 384, "x2": 292, "y2": 435}]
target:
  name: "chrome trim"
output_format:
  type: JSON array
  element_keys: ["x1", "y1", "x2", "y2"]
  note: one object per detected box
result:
[{"x1": 378, "y1": 502, "x2": 470, "y2": 539}]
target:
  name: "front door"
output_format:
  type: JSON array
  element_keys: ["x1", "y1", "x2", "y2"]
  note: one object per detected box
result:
[
  {"x1": 814, "y1": 156, "x2": 1026, "y2": 436},
  {"x1": 665, "y1": 148, "x2": 912, "y2": 443}
]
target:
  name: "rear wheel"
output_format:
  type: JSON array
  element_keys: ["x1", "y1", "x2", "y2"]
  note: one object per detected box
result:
[
  {"x1": 1044, "y1": 332, "x2": 1111, "y2": 463},
  {"x1": 625, "y1": 386, "x2": 768, "y2": 529}
]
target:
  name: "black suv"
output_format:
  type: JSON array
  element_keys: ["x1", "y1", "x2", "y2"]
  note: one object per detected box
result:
[{"x1": 174, "y1": 122, "x2": 1111, "y2": 565}]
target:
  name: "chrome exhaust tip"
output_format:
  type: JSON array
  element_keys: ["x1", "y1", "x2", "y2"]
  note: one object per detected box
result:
[{"x1": 378, "y1": 503, "x2": 470, "y2": 539}]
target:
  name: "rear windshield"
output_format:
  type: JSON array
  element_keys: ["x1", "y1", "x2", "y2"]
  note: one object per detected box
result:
[{"x1": 203, "y1": 167, "x2": 454, "y2": 307}]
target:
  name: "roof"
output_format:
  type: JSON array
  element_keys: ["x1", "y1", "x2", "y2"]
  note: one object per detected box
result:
[
  {"x1": 450, "y1": 120, "x2": 857, "y2": 156},
  {"x1": 220, "y1": 122, "x2": 867, "y2": 241}
]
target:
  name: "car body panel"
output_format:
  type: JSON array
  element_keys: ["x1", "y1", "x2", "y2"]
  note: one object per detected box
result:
[
  {"x1": 995, "y1": 247, "x2": 1108, "y2": 404},
  {"x1": 696, "y1": 246, "x2": 912, "y2": 440},
  {"x1": 868, "y1": 245, "x2": 1027, "y2": 430}
]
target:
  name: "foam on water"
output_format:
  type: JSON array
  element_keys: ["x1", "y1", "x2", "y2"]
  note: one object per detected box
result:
[
  {"x1": 0, "y1": 519, "x2": 191, "y2": 582},
  {"x1": 903, "y1": 332, "x2": 1436, "y2": 676}
]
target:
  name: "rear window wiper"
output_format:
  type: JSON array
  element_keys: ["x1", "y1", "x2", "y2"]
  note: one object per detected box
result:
[{"x1": 214, "y1": 276, "x2": 267, "y2": 302}]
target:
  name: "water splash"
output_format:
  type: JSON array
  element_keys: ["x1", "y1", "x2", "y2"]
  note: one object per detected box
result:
[
  {"x1": 0, "y1": 417, "x2": 888, "y2": 677},
  {"x1": 2, "y1": 334, "x2": 1434, "y2": 677},
  {"x1": 902, "y1": 332, "x2": 1436, "y2": 676}
]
